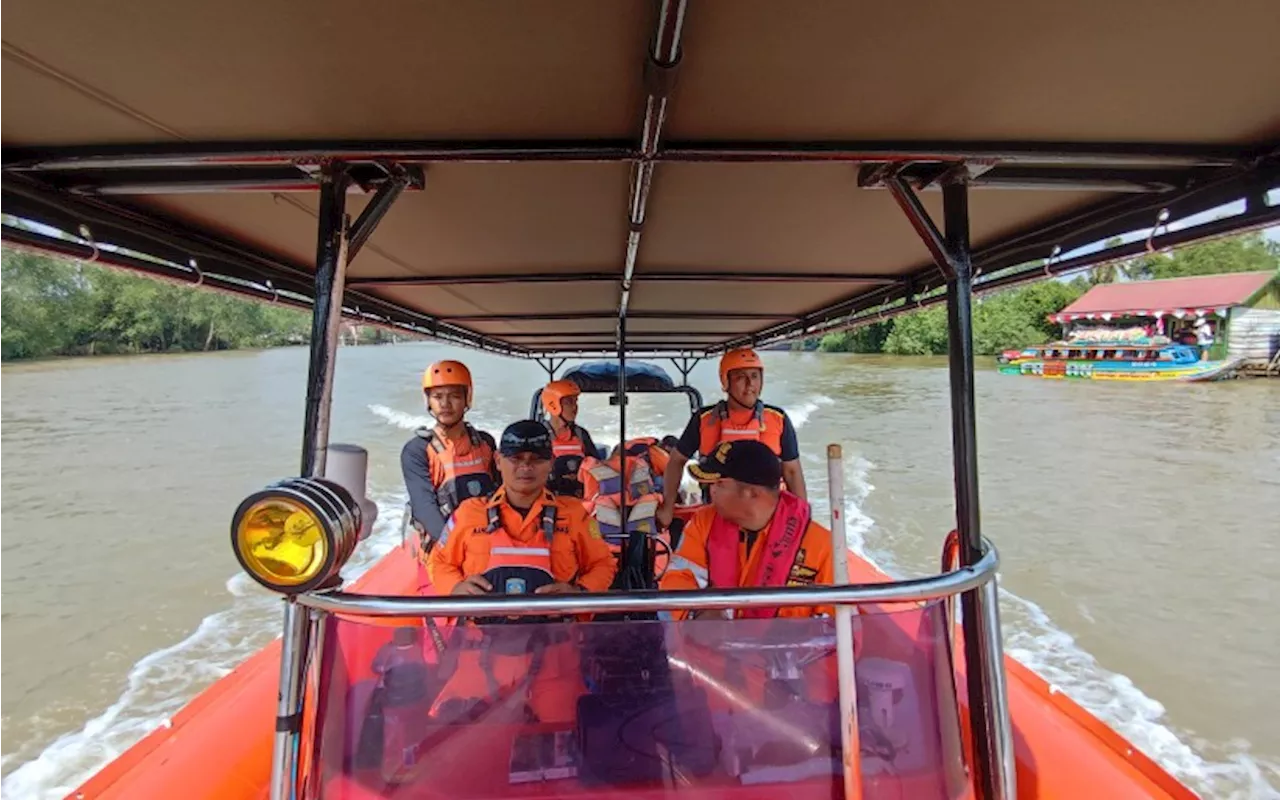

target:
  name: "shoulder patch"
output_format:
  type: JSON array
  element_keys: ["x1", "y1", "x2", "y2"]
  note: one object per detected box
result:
[
  {"x1": 438, "y1": 516, "x2": 455, "y2": 546},
  {"x1": 587, "y1": 518, "x2": 603, "y2": 540}
]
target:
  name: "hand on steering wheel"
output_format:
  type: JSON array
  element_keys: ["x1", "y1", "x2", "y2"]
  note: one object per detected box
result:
[
  {"x1": 534, "y1": 582, "x2": 583, "y2": 595},
  {"x1": 451, "y1": 575, "x2": 493, "y2": 596},
  {"x1": 470, "y1": 567, "x2": 563, "y2": 625}
]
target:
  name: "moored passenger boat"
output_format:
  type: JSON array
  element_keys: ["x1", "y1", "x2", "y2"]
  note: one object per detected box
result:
[
  {"x1": 3, "y1": 1, "x2": 1278, "y2": 798},
  {"x1": 997, "y1": 341, "x2": 1241, "y2": 381}
]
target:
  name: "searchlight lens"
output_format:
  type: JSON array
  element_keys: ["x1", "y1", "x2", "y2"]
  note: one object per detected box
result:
[
  {"x1": 231, "y1": 477, "x2": 361, "y2": 594},
  {"x1": 235, "y1": 499, "x2": 329, "y2": 586}
]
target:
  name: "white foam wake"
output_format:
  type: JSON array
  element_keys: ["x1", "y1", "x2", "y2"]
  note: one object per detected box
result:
[
  {"x1": 838, "y1": 455, "x2": 1279, "y2": 799},
  {"x1": 788, "y1": 394, "x2": 835, "y2": 429},
  {"x1": 0, "y1": 493, "x2": 406, "y2": 800},
  {"x1": 367, "y1": 404, "x2": 429, "y2": 430}
]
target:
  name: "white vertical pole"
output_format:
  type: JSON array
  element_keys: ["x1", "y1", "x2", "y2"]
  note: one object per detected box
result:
[{"x1": 828, "y1": 443, "x2": 863, "y2": 800}]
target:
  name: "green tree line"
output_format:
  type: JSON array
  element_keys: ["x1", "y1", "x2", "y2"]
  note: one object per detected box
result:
[
  {"x1": 2, "y1": 249, "x2": 312, "y2": 361},
  {"x1": 811, "y1": 231, "x2": 1280, "y2": 356}
]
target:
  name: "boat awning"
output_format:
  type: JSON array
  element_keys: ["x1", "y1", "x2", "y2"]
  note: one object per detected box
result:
[
  {"x1": 3, "y1": 0, "x2": 1280, "y2": 356},
  {"x1": 1050, "y1": 271, "x2": 1276, "y2": 323}
]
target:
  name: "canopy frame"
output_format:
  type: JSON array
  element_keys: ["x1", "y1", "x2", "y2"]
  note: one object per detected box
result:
[{"x1": 4, "y1": 148, "x2": 1275, "y2": 357}]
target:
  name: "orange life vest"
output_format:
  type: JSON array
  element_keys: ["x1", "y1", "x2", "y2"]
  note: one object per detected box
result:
[
  {"x1": 480, "y1": 499, "x2": 558, "y2": 580},
  {"x1": 422, "y1": 425, "x2": 497, "y2": 518},
  {"x1": 546, "y1": 422, "x2": 589, "y2": 498},
  {"x1": 696, "y1": 401, "x2": 786, "y2": 457},
  {"x1": 578, "y1": 440, "x2": 670, "y2": 578}
]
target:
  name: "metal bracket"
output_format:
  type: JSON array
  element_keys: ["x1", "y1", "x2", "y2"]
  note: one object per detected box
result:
[
  {"x1": 535, "y1": 356, "x2": 567, "y2": 380},
  {"x1": 347, "y1": 164, "x2": 422, "y2": 262},
  {"x1": 885, "y1": 174, "x2": 961, "y2": 279},
  {"x1": 669, "y1": 354, "x2": 702, "y2": 386}
]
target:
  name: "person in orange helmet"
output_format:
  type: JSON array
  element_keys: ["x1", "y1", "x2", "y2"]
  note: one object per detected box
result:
[
  {"x1": 657, "y1": 348, "x2": 805, "y2": 528},
  {"x1": 400, "y1": 360, "x2": 499, "y2": 561},
  {"x1": 540, "y1": 379, "x2": 598, "y2": 498}
]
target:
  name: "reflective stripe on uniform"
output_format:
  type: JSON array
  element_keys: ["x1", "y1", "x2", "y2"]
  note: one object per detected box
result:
[
  {"x1": 488, "y1": 542, "x2": 550, "y2": 555},
  {"x1": 669, "y1": 555, "x2": 710, "y2": 588}
]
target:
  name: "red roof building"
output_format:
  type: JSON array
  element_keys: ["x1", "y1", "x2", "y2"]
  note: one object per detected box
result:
[{"x1": 1050, "y1": 271, "x2": 1276, "y2": 323}]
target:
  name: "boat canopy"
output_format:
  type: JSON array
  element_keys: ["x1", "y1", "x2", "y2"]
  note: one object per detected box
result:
[
  {"x1": 529, "y1": 360, "x2": 704, "y2": 421},
  {"x1": 3, "y1": 0, "x2": 1279, "y2": 356},
  {"x1": 563, "y1": 361, "x2": 678, "y2": 392}
]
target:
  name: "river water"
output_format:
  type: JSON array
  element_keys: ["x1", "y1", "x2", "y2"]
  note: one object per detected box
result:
[{"x1": 2, "y1": 344, "x2": 1278, "y2": 798}]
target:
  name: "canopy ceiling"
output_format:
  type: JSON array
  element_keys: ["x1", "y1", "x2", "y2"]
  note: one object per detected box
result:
[{"x1": 4, "y1": 0, "x2": 1279, "y2": 355}]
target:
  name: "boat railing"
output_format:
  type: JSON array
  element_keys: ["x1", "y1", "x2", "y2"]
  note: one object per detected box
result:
[
  {"x1": 285, "y1": 540, "x2": 1013, "y2": 800},
  {"x1": 295, "y1": 545, "x2": 997, "y2": 618}
]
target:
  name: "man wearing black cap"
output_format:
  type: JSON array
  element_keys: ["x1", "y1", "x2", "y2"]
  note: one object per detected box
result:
[
  {"x1": 660, "y1": 440, "x2": 833, "y2": 619},
  {"x1": 427, "y1": 421, "x2": 617, "y2": 725},
  {"x1": 428, "y1": 420, "x2": 617, "y2": 598}
]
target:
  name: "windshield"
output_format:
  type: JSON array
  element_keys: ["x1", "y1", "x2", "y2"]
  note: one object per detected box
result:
[{"x1": 308, "y1": 601, "x2": 965, "y2": 799}]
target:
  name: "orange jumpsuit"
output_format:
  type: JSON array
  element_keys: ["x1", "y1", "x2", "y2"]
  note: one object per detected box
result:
[
  {"x1": 427, "y1": 489, "x2": 617, "y2": 724},
  {"x1": 660, "y1": 504, "x2": 835, "y2": 619}
]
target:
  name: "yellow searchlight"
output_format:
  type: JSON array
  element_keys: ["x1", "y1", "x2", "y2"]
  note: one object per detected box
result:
[{"x1": 231, "y1": 477, "x2": 362, "y2": 594}]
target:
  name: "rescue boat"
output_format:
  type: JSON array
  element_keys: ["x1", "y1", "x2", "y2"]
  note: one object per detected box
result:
[{"x1": 3, "y1": 1, "x2": 1278, "y2": 798}]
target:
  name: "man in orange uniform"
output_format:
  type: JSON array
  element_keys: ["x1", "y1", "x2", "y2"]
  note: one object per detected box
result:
[
  {"x1": 430, "y1": 419, "x2": 616, "y2": 596},
  {"x1": 657, "y1": 348, "x2": 806, "y2": 528},
  {"x1": 660, "y1": 440, "x2": 832, "y2": 620},
  {"x1": 540, "y1": 379, "x2": 598, "y2": 498},
  {"x1": 428, "y1": 421, "x2": 617, "y2": 723},
  {"x1": 400, "y1": 360, "x2": 499, "y2": 555}
]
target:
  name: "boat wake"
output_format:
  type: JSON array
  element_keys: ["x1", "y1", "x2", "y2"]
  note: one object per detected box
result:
[
  {"x1": 367, "y1": 403, "x2": 430, "y2": 430},
  {"x1": 788, "y1": 394, "x2": 836, "y2": 429},
  {"x1": 838, "y1": 451, "x2": 1280, "y2": 800},
  {"x1": 0, "y1": 491, "x2": 406, "y2": 800}
]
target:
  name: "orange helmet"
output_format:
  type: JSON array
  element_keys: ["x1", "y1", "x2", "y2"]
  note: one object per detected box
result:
[
  {"x1": 719, "y1": 348, "x2": 764, "y2": 390},
  {"x1": 541, "y1": 379, "x2": 581, "y2": 417},
  {"x1": 422, "y1": 360, "x2": 473, "y2": 406}
]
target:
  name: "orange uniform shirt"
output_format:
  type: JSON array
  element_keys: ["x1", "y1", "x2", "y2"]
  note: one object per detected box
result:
[
  {"x1": 661, "y1": 504, "x2": 835, "y2": 619},
  {"x1": 428, "y1": 488, "x2": 618, "y2": 595}
]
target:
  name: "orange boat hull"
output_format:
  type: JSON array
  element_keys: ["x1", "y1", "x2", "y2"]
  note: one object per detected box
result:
[{"x1": 69, "y1": 546, "x2": 1195, "y2": 800}]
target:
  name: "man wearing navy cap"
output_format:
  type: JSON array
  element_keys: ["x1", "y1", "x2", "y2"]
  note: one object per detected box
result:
[{"x1": 660, "y1": 440, "x2": 834, "y2": 619}]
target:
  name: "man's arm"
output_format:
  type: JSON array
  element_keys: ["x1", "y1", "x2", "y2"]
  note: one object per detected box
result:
[
  {"x1": 571, "y1": 513, "x2": 619, "y2": 592},
  {"x1": 579, "y1": 428, "x2": 599, "y2": 459},
  {"x1": 425, "y1": 516, "x2": 467, "y2": 596},
  {"x1": 659, "y1": 414, "x2": 701, "y2": 524},
  {"x1": 778, "y1": 414, "x2": 807, "y2": 500},
  {"x1": 478, "y1": 431, "x2": 500, "y2": 479},
  {"x1": 782, "y1": 460, "x2": 807, "y2": 500},
  {"x1": 658, "y1": 511, "x2": 713, "y2": 621},
  {"x1": 400, "y1": 437, "x2": 448, "y2": 540}
]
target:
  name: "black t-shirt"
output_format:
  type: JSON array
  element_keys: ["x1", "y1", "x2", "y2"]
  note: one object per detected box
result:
[{"x1": 675, "y1": 404, "x2": 800, "y2": 462}]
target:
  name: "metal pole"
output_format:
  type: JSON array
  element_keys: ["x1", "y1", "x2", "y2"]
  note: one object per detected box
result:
[
  {"x1": 618, "y1": 315, "x2": 646, "y2": 590},
  {"x1": 269, "y1": 600, "x2": 311, "y2": 800},
  {"x1": 942, "y1": 180, "x2": 1013, "y2": 800},
  {"x1": 300, "y1": 163, "x2": 351, "y2": 478},
  {"x1": 271, "y1": 162, "x2": 349, "y2": 799},
  {"x1": 827, "y1": 444, "x2": 863, "y2": 800},
  {"x1": 980, "y1": 571, "x2": 1017, "y2": 798}
]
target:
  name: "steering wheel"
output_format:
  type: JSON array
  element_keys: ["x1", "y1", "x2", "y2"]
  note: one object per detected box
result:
[{"x1": 471, "y1": 566, "x2": 562, "y2": 626}]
